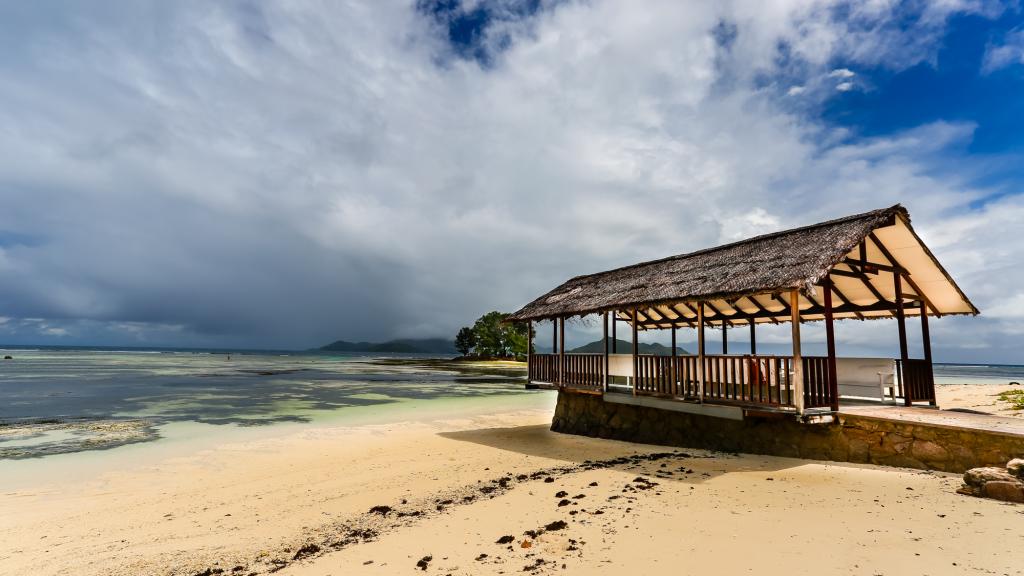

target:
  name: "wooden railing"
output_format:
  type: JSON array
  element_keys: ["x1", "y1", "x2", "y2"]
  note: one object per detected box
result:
[
  {"x1": 563, "y1": 353, "x2": 604, "y2": 391},
  {"x1": 745, "y1": 355, "x2": 794, "y2": 406},
  {"x1": 702, "y1": 354, "x2": 742, "y2": 403},
  {"x1": 535, "y1": 352, "x2": 865, "y2": 411},
  {"x1": 675, "y1": 355, "x2": 700, "y2": 398},
  {"x1": 529, "y1": 353, "x2": 604, "y2": 391},
  {"x1": 528, "y1": 354, "x2": 558, "y2": 384},
  {"x1": 900, "y1": 358, "x2": 935, "y2": 404},
  {"x1": 633, "y1": 354, "x2": 794, "y2": 407},
  {"x1": 635, "y1": 354, "x2": 675, "y2": 396},
  {"x1": 702, "y1": 355, "x2": 794, "y2": 407},
  {"x1": 634, "y1": 355, "x2": 701, "y2": 398},
  {"x1": 802, "y1": 356, "x2": 836, "y2": 409}
]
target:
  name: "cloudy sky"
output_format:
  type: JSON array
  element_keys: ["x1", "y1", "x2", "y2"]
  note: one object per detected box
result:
[{"x1": 1, "y1": 0, "x2": 1023, "y2": 361}]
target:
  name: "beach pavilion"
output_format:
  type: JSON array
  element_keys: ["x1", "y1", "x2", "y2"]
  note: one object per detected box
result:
[{"x1": 508, "y1": 205, "x2": 977, "y2": 419}]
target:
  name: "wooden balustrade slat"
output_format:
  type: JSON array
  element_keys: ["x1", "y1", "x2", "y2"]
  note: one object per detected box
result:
[
  {"x1": 528, "y1": 354, "x2": 604, "y2": 390},
  {"x1": 535, "y1": 351, "x2": 847, "y2": 410},
  {"x1": 798, "y1": 356, "x2": 836, "y2": 409},
  {"x1": 900, "y1": 359, "x2": 934, "y2": 403}
]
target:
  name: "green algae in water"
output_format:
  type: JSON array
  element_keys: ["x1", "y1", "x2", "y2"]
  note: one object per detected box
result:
[{"x1": 0, "y1": 351, "x2": 541, "y2": 458}]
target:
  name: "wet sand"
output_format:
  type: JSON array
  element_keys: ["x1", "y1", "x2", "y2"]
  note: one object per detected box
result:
[{"x1": 1, "y1": 383, "x2": 1022, "y2": 575}]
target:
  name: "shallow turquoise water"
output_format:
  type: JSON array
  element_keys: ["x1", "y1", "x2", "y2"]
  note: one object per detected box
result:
[
  {"x1": 0, "y1": 350, "x2": 548, "y2": 462},
  {"x1": 1, "y1": 349, "x2": 1019, "y2": 464},
  {"x1": 0, "y1": 350, "x2": 535, "y2": 423}
]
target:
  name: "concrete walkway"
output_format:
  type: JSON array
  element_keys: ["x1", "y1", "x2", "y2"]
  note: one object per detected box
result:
[{"x1": 839, "y1": 404, "x2": 1024, "y2": 438}]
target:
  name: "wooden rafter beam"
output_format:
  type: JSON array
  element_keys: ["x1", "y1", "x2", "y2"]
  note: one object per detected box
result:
[
  {"x1": 645, "y1": 307, "x2": 665, "y2": 321},
  {"x1": 866, "y1": 233, "x2": 900, "y2": 270},
  {"x1": 666, "y1": 304, "x2": 696, "y2": 328},
  {"x1": 743, "y1": 295, "x2": 780, "y2": 324},
  {"x1": 663, "y1": 304, "x2": 690, "y2": 325},
  {"x1": 635, "y1": 303, "x2": 699, "y2": 329},
  {"x1": 866, "y1": 232, "x2": 941, "y2": 317},
  {"x1": 771, "y1": 293, "x2": 792, "y2": 313},
  {"x1": 804, "y1": 287, "x2": 821, "y2": 308},
  {"x1": 842, "y1": 257, "x2": 893, "y2": 273},
  {"x1": 826, "y1": 279, "x2": 865, "y2": 320},
  {"x1": 828, "y1": 269, "x2": 859, "y2": 279},
  {"x1": 660, "y1": 305, "x2": 681, "y2": 320},
  {"x1": 670, "y1": 303, "x2": 694, "y2": 320},
  {"x1": 833, "y1": 262, "x2": 889, "y2": 305},
  {"x1": 703, "y1": 300, "x2": 733, "y2": 326},
  {"x1": 632, "y1": 300, "x2": 921, "y2": 328}
]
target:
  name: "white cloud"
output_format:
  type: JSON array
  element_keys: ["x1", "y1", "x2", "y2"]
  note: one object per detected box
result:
[
  {"x1": 982, "y1": 28, "x2": 1024, "y2": 73},
  {"x1": 0, "y1": 0, "x2": 1016, "y2": 360},
  {"x1": 720, "y1": 208, "x2": 782, "y2": 242},
  {"x1": 828, "y1": 68, "x2": 856, "y2": 91}
]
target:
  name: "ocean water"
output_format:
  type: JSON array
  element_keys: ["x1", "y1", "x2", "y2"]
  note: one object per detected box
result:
[
  {"x1": 933, "y1": 363, "x2": 1024, "y2": 385},
  {"x1": 1, "y1": 348, "x2": 1021, "y2": 464},
  {"x1": 0, "y1": 348, "x2": 546, "y2": 463}
]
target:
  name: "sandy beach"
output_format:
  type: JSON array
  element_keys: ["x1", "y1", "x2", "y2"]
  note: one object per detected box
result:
[
  {"x1": 8, "y1": 3, "x2": 1024, "y2": 575},
  {"x1": 1, "y1": 383, "x2": 1022, "y2": 576}
]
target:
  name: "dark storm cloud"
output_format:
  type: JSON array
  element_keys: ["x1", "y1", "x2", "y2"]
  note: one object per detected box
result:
[{"x1": 0, "y1": 0, "x2": 1019, "y2": 359}]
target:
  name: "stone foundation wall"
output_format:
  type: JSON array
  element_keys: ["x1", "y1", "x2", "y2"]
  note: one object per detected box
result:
[{"x1": 552, "y1": 391, "x2": 1024, "y2": 473}]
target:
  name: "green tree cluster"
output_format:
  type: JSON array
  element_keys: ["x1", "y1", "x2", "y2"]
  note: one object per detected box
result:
[{"x1": 455, "y1": 311, "x2": 532, "y2": 359}]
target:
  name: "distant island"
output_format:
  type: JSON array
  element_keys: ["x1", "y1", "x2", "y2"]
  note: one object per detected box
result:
[
  {"x1": 318, "y1": 338, "x2": 456, "y2": 354},
  {"x1": 568, "y1": 337, "x2": 689, "y2": 356},
  {"x1": 318, "y1": 336, "x2": 686, "y2": 357}
]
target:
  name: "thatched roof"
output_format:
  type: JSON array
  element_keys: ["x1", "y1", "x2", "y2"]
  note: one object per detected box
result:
[{"x1": 508, "y1": 205, "x2": 977, "y2": 327}]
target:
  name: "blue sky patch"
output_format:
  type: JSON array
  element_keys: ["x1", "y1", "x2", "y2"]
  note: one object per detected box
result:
[
  {"x1": 823, "y1": 12, "x2": 1024, "y2": 156},
  {"x1": 416, "y1": 0, "x2": 543, "y2": 65}
]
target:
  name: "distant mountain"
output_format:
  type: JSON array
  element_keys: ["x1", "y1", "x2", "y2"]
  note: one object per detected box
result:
[
  {"x1": 568, "y1": 338, "x2": 689, "y2": 356},
  {"x1": 318, "y1": 338, "x2": 457, "y2": 354}
]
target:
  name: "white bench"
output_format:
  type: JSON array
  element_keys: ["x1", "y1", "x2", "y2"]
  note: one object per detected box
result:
[
  {"x1": 836, "y1": 357, "x2": 896, "y2": 401},
  {"x1": 608, "y1": 353, "x2": 635, "y2": 378}
]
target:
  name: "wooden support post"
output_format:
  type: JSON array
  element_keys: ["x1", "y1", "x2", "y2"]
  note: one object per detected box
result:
[
  {"x1": 526, "y1": 320, "x2": 532, "y2": 384},
  {"x1": 920, "y1": 303, "x2": 932, "y2": 363},
  {"x1": 602, "y1": 312, "x2": 609, "y2": 393},
  {"x1": 631, "y1": 309, "x2": 639, "y2": 396},
  {"x1": 749, "y1": 321, "x2": 757, "y2": 355},
  {"x1": 790, "y1": 290, "x2": 805, "y2": 415},
  {"x1": 559, "y1": 317, "x2": 566, "y2": 389},
  {"x1": 671, "y1": 325, "x2": 678, "y2": 396},
  {"x1": 894, "y1": 272, "x2": 910, "y2": 406},
  {"x1": 920, "y1": 301, "x2": 935, "y2": 406},
  {"x1": 552, "y1": 320, "x2": 557, "y2": 358},
  {"x1": 697, "y1": 303, "x2": 705, "y2": 403},
  {"x1": 823, "y1": 278, "x2": 839, "y2": 412},
  {"x1": 722, "y1": 324, "x2": 728, "y2": 355},
  {"x1": 612, "y1": 316, "x2": 617, "y2": 354}
]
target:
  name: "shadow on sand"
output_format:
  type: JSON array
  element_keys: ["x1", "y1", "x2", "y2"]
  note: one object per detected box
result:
[{"x1": 439, "y1": 423, "x2": 824, "y2": 485}]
